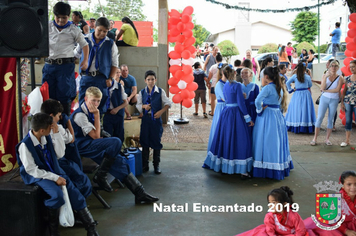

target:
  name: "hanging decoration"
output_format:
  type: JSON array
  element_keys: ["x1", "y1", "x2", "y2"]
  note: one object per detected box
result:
[
  {"x1": 204, "y1": 0, "x2": 337, "y2": 13},
  {"x1": 339, "y1": 13, "x2": 356, "y2": 125},
  {"x1": 168, "y1": 6, "x2": 198, "y2": 109}
]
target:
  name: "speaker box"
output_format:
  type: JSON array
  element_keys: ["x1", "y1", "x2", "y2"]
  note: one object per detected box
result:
[
  {"x1": 0, "y1": 0, "x2": 49, "y2": 57},
  {"x1": 0, "y1": 181, "x2": 48, "y2": 236}
]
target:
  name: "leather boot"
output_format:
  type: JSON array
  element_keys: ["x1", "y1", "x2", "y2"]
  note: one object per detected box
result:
[
  {"x1": 153, "y1": 149, "x2": 161, "y2": 174},
  {"x1": 93, "y1": 156, "x2": 115, "y2": 192},
  {"x1": 123, "y1": 173, "x2": 159, "y2": 204},
  {"x1": 142, "y1": 147, "x2": 149, "y2": 172},
  {"x1": 76, "y1": 207, "x2": 99, "y2": 236},
  {"x1": 47, "y1": 208, "x2": 60, "y2": 236}
]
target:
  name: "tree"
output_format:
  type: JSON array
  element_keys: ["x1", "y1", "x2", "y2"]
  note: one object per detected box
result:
[
  {"x1": 217, "y1": 40, "x2": 239, "y2": 63},
  {"x1": 193, "y1": 24, "x2": 210, "y2": 47},
  {"x1": 290, "y1": 11, "x2": 318, "y2": 44},
  {"x1": 345, "y1": 0, "x2": 356, "y2": 13},
  {"x1": 258, "y1": 43, "x2": 278, "y2": 53}
]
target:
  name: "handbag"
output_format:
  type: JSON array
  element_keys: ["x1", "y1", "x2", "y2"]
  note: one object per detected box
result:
[
  {"x1": 315, "y1": 76, "x2": 339, "y2": 105},
  {"x1": 59, "y1": 186, "x2": 74, "y2": 227}
]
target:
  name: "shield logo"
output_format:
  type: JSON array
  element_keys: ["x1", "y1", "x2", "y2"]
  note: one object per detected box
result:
[{"x1": 315, "y1": 193, "x2": 342, "y2": 224}]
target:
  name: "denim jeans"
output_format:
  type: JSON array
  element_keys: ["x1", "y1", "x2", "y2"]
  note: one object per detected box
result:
[
  {"x1": 344, "y1": 102, "x2": 356, "y2": 131},
  {"x1": 315, "y1": 95, "x2": 339, "y2": 129}
]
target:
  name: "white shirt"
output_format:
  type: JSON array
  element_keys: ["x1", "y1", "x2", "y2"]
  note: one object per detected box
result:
[
  {"x1": 136, "y1": 86, "x2": 171, "y2": 113},
  {"x1": 323, "y1": 76, "x2": 340, "y2": 99},
  {"x1": 51, "y1": 124, "x2": 73, "y2": 145},
  {"x1": 108, "y1": 81, "x2": 127, "y2": 109},
  {"x1": 74, "y1": 33, "x2": 119, "y2": 72},
  {"x1": 73, "y1": 103, "x2": 96, "y2": 136},
  {"x1": 209, "y1": 64, "x2": 219, "y2": 87},
  {"x1": 18, "y1": 131, "x2": 65, "y2": 182},
  {"x1": 48, "y1": 21, "x2": 88, "y2": 60}
]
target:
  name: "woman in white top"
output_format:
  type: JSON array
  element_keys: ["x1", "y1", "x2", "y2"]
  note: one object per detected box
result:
[{"x1": 311, "y1": 60, "x2": 344, "y2": 146}]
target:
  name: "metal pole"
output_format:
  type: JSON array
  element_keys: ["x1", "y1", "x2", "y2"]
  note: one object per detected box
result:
[
  {"x1": 30, "y1": 58, "x2": 35, "y2": 91},
  {"x1": 17, "y1": 58, "x2": 23, "y2": 141},
  {"x1": 318, "y1": 0, "x2": 320, "y2": 63}
]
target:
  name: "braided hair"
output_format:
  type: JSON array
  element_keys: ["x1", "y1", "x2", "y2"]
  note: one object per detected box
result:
[{"x1": 264, "y1": 66, "x2": 287, "y2": 112}]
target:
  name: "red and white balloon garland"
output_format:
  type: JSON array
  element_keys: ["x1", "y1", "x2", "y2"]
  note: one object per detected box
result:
[
  {"x1": 342, "y1": 13, "x2": 356, "y2": 76},
  {"x1": 168, "y1": 6, "x2": 198, "y2": 108}
]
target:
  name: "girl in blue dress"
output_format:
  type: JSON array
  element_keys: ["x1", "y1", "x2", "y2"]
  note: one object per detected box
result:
[
  {"x1": 252, "y1": 66, "x2": 293, "y2": 180},
  {"x1": 285, "y1": 62, "x2": 316, "y2": 133},
  {"x1": 241, "y1": 67, "x2": 260, "y2": 123},
  {"x1": 204, "y1": 65, "x2": 254, "y2": 179}
]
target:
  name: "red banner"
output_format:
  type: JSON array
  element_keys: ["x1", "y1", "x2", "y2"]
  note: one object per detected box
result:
[{"x1": 0, "y1": 58, "x2": 19, "y2": 176}]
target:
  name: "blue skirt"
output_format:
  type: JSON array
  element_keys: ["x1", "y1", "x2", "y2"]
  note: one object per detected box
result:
[
  {"x1": 204, "y1": 106, "x2": 252, "y2": 174},
  {"x1": 206, "y1": 102, "x2": 226, "y2": 152},
  {"x1": 252, "y1": 107, "x2": 293, "y2": 180},
  {"x1": 285, "y1": 90, "x2": 316, "y2": 134}
]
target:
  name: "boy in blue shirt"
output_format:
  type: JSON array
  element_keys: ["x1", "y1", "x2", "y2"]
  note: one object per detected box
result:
[
  {"x1": 71, "y1": 86, "x2": 158, "y2": 203},
  {"x1": 136, "y1": 71, "x2": 171, "y2": 174},
  {"x1": 16, "y1": 113, "x2": 98, "y2": 236},
  {"x1": 103, "y1": 72, "x2": 128, "y2": 143}
]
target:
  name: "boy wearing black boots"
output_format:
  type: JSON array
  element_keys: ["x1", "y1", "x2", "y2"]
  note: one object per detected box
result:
[
  {"x1": 70, "y1": 86, "x2": 158, "y2": 203},
  {"x1": 136, "y1": 70, "x2": 171, "y2": 174},
  {"x1": 16, "y1": 113, "x2": 98, "y2": 236}
]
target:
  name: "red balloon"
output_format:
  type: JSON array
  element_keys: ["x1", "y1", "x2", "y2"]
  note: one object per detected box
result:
[
  {"x1": 344, "y1": 57, "x2": 353, "y2": 67},
  {"x1": 341, "y1": 66, "x2": 352, "y2": 76},
  {"x1": 174, "y1": 70, "x2": 184, "y2": 79},
  {"x1": 169, "y1": 85, "x2": 181, "y2": 94},
  {"x1": 347, "y1": 42, "x2": 356, "y2": 51},
  {"x1": 346, "y1": 37, "x2": 354, "y2": 43},
  {"x1": 181, "y1": 89, "x2": 190, "y2": 99},
  {"x1": 186, "y1": 45, "x2": 196, "y2": 54},
  {"x1": 174, "y1": 43, "x2": 185, "y2": 54},
  {"x1": 184, "y1": 37, "x2": 196, "y2": 46},
  {"x1": 169, "y1": 51, "x2": 181, "y2": 59},
  {"x1": 177, "y1": 22, "x2": 186, "y2": 32},
  {"x1": 168, "y1": 76, "x2": 179, "y2": 86},
  {"x1": 350, "y1": 13, "x2": 356, "y2": 22},
  {"x1": 168, "y1": 23, "x2": 176, "y2": 30},
  {"x1": 345, "y1": 49, "x2": 353, "y2": 57},
  {"x1": 342, "y1": 116, "x2": 346, "y2": 126},
  {"x1": 186, "y1": 82, "x2": 198, "y2": 91},
  {"x1": 182, "y1": 98, "x2": 193, "y2": 108},
  {"x1": 182, "y1": 74, "x2": 194, "y2": 83},
  {"x1": 168, "y1": 35, "x2": 177, "y2": 43},
  {"x1": 181, "y1": 14, "x2": 191, "y2": 24},
  {"x1": 185, "y1": 22, "x2": 194, "y2": 30},
  {"x1": 169, "y1": 9, "x2": 181, "y2": 18},
  {"x1": 347, "y1": 28, "x2": 356, "y2": 38},
  {"x1": 189, "y1": 90, "x2": 195, "y2": 99},
  {"x1": 182, "y1": 65, "x2": 193, "y2": 75},
  {"x1": 181, "y1": 50, "x2": 191, "y2": 59},
  {"x1": 169, "y1": 65, "x2": 181, "y2": 74},
  {"x1": 169, "y1": 16, "x2": 181, "y2": 25},
  {"x1": 182, "y1": 6, "x2": 194, "y2": 15},
  {"x1": 169, "y1": 27, "x2": 180, "y2": 37},
  {"x1": 183, "y1": 29, "x2": 193, "y2": 38},
  {"x1": 349, "y1": 22, "x2": 356, "y2": 29},
  {"x1": 172, "y1": 93, "x2": 182, "y2": 103},
  {"x1": 176, "y1": 35, "x2": 186, "y2": 43},
  {"x1": 352, "y1": 50, "x2": 356, "y2": 58}
]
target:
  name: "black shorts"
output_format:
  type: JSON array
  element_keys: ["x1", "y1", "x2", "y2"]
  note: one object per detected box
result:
[{"x1": 210, "y1": 87, "x2": 215, "y2": 94}]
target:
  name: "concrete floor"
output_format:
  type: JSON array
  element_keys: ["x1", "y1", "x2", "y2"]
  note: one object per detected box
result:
[{"x1": 60, "y1": 146, "x2": 355, "y2": 236}]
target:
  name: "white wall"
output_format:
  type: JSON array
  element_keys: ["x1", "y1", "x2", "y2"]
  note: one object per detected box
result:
[{"x1": 251, "y1": 22, "x2": 293, "y2": 48}]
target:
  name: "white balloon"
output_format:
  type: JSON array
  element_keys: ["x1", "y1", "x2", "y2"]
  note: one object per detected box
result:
[
  {"x1": 177, "y1": 80, "x2": 187, "y2": 89},
  {"x1": 169, "y1": 59, "x2": 181, "y2": 66},
  {"x1": 182, "y1": 58, "x2": 194, "y2": 66}
]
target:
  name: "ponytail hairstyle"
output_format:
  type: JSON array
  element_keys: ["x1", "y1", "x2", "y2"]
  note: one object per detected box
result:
[
  {"x1": 296, "y1": 62, "x2": 306, "y2": 83},
  {"x1": 122, "y1": 17, "x2": 139, "y2": 39},
  {"x1": 264, "y1": 66, "x2": 287, "y2": 112},
  {"x1": 279, "y1": 45, "x2": 286, "y2": 57},
  {"x1": 267, "y1": 186, "x2": 295, "y2": 210},
  {"x1": 217, "y1": 63, "x2": 228, "y2": 81},
  {"x1": 261, "y1": 57, "x2": 273, "y2": 70},
  {"x1": 222, "y1": 65, "x2": 235, "y2": 83},
  {"x1": 72, "y1": 11, "x2": 83, "y2": 20}
]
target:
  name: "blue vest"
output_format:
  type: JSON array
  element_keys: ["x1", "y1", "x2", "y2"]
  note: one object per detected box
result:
[
  {"x1": 111, "y1": 84, "x2": 124, "y2": 117},
  {"x1": 141, "y1": 87, "x2": 162, "y2": 116},
  {"x1": 80, "y1": 36, "x2": 113, "y2": 78},
  {"x1": 16, "y1": 134, "x2": 65, "y2": 185},
  {"x1": 70, "y1": 105, "x2": 92, "y2": 144}
]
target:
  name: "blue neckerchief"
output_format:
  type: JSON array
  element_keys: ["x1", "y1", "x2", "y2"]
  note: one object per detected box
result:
[
  {"x1": 86, "y1": 34, "x2": 106, "y2": 73},
  {"x1": 84, "y1": 102, "x2": 95, "y2": 123},
  {"x1": 106, "y1": 80, "x2": 115, "y2": 110},
  {"x1": 219, "y1": 79, "x2": 226, "y2": 84},
  {"x1": 36, "y1": 144, "x2": 55, "y2": 173},
  {"x1": 144, "y1": 86, "x2": 155, "y2": 120},
  {"x1": 53, "y1": 20, "x2": 72, "y2": 29}
]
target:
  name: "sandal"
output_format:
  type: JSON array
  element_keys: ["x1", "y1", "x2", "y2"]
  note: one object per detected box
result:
[
  {"x1": 125, "y1": 116, "x2": 132, "y2": 120},
  {"x1": 325, "y1": 141, "x2": 332, "y2": 146},
  {"x1": 208, "y1": 111, "x2": 214, "y2": 116},
  {"x1": 193, "y1": 113, "x2": 198, "y2": 116},
  {"x1": 203, "y1": 112, "x2": 208, "y2": 118},
  {"x1": 310, "y1": 141, "x2": 316, "y2": 146},
  {"x1": 340, "y1": 142, "x2": 349, "y2": 147}
]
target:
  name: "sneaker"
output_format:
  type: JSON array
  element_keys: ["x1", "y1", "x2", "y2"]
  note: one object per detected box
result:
[{"x1": 203, "y1": 112, "x2": 208, "y2": 118}]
